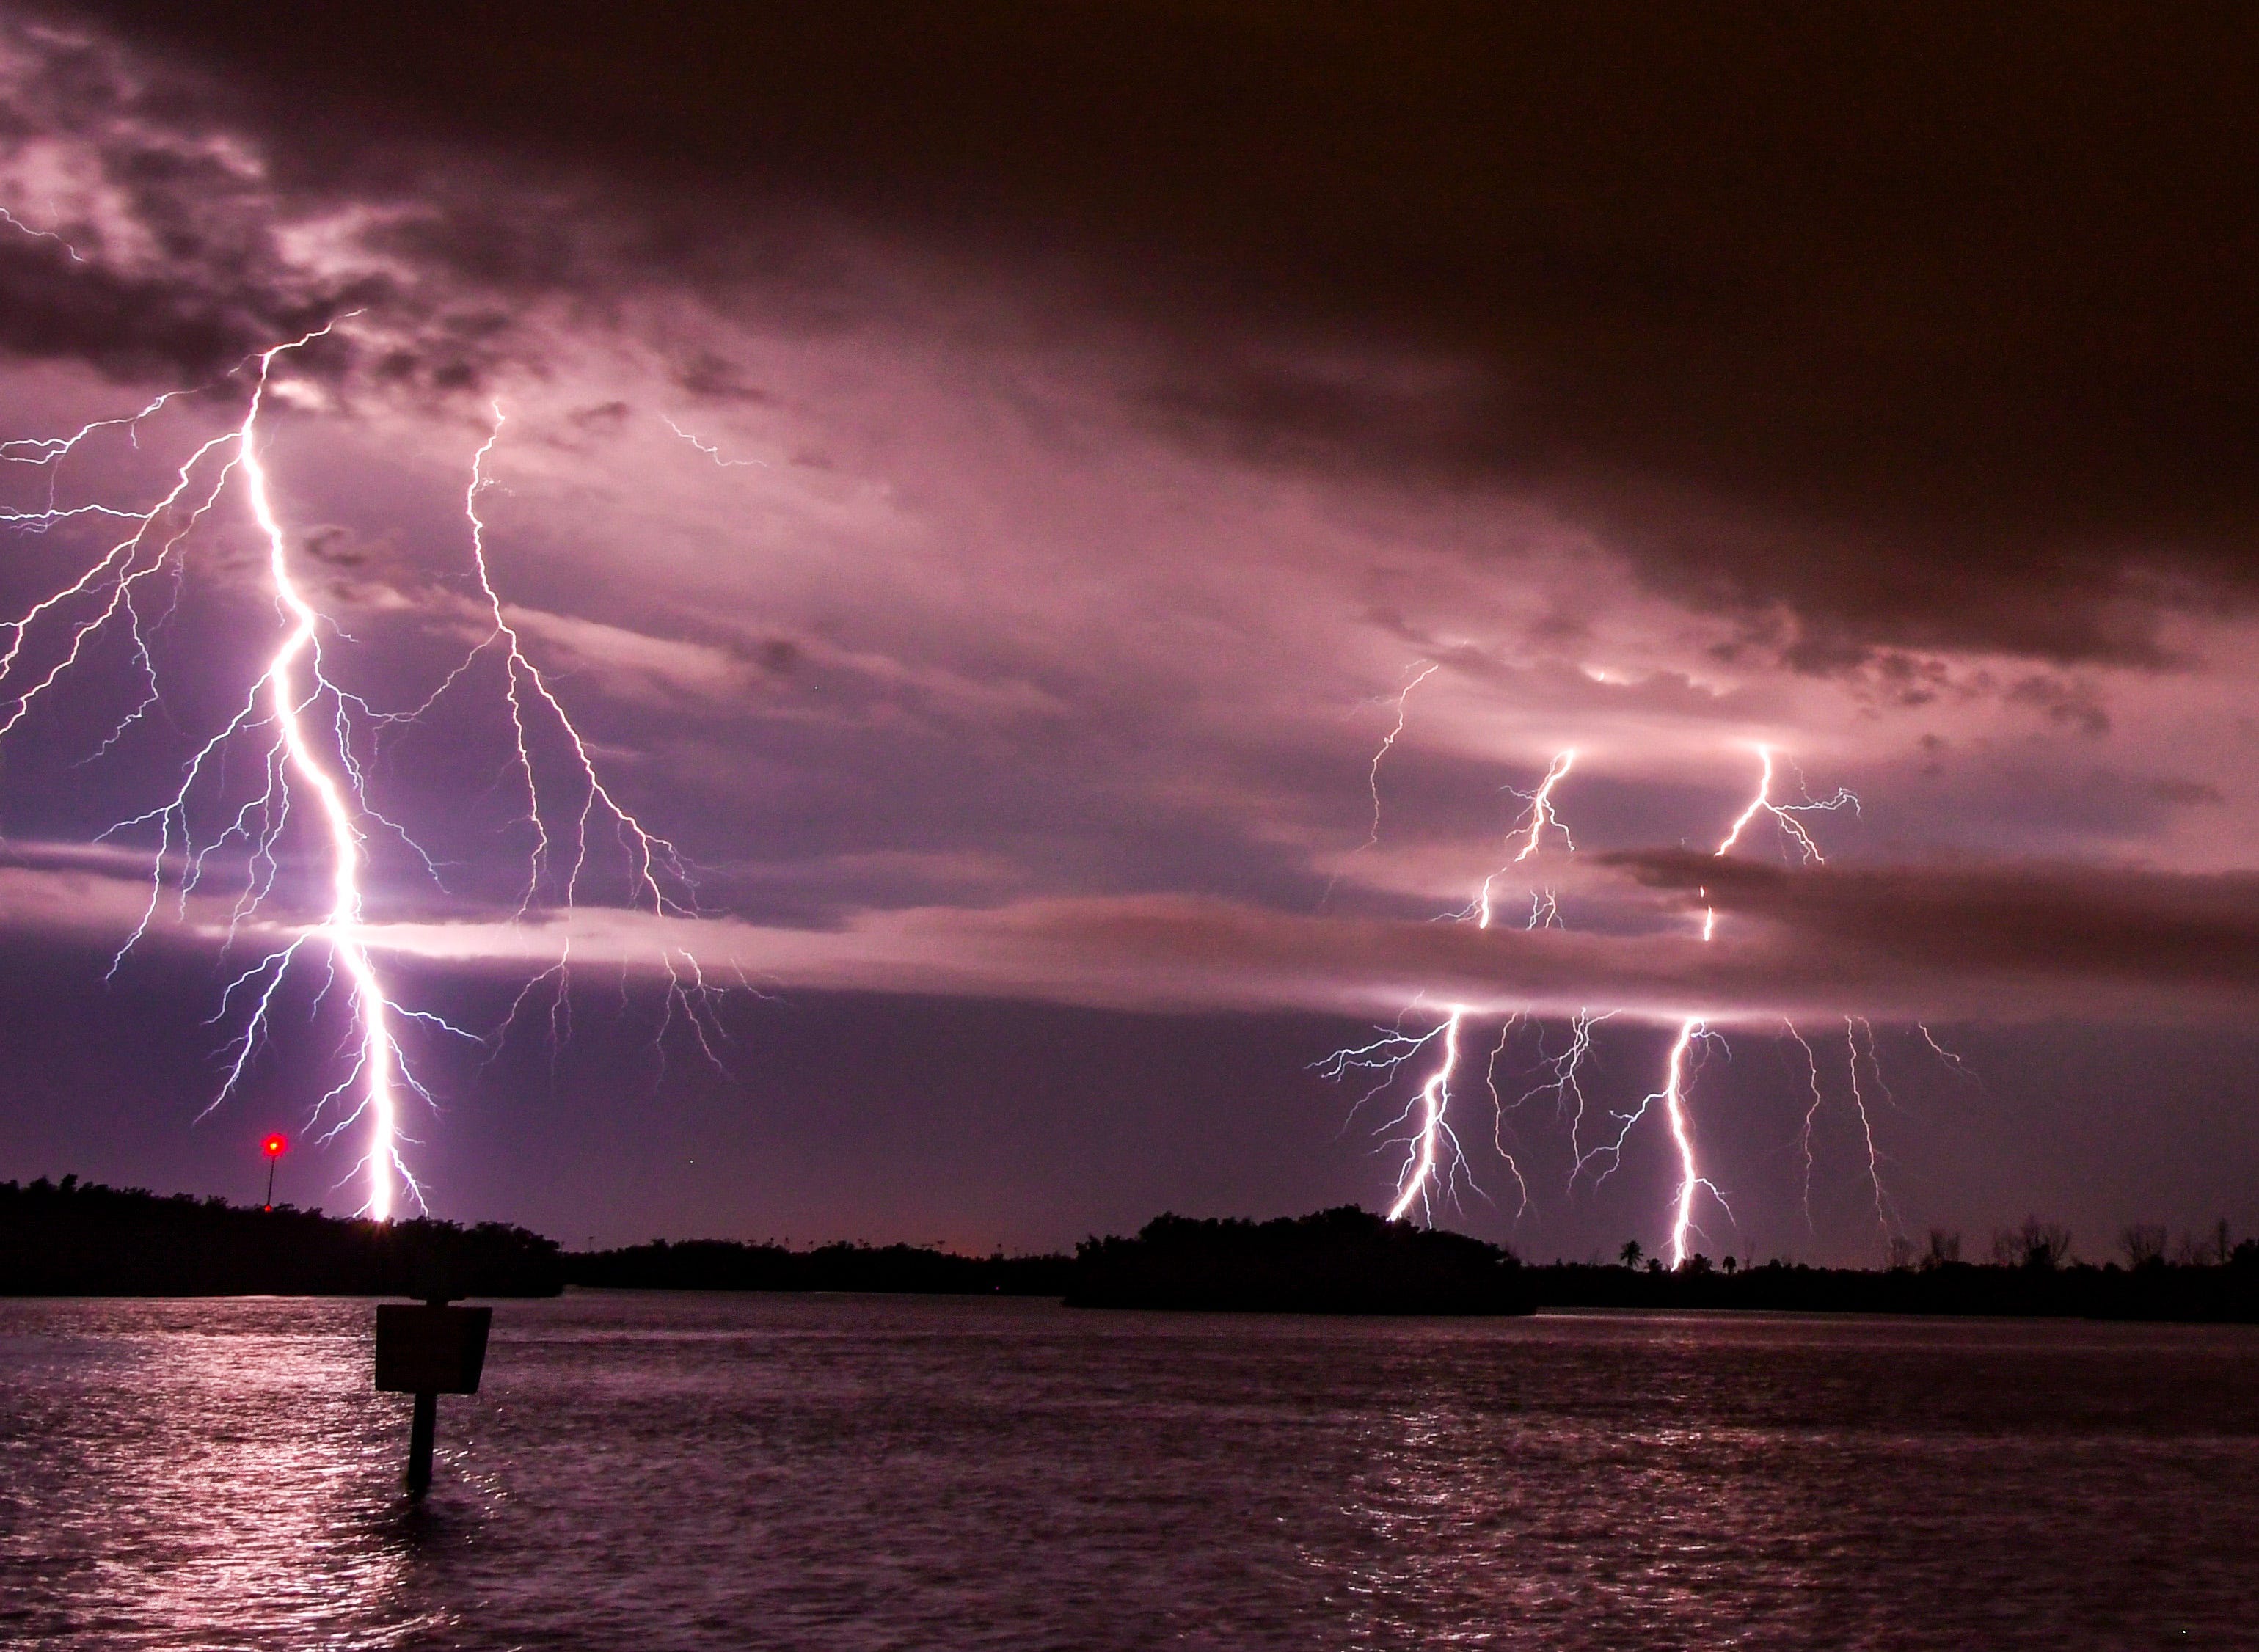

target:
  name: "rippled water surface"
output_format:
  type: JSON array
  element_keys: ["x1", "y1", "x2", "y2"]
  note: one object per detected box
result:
[{"x1": 2, "y1": 1293, "x2": 2255, "y2": 1649}]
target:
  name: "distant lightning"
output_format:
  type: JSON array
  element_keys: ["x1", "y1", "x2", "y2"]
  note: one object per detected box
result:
[
  {"x1": 1634, "y1": 745, "x2": 1860, "y2": 1265},
  {"x1": 1476, "y1": 745, "x2": 1575, "y2": 926},
  {"x1": 439, "y1": 406, "x2": 725, "y2": 1065},
  {"x1": 1654, "y1": 1017, "x2": 1715, "y2": 1265},
  {"x1": 1702, "y1": 742, "x2": 1856, "y2": 938},
  {"x1": 1919, "y1": 1022, "x2": 1979, "y2": 1081},
  {"x1": 0, "y1": 325, "x2": 442, "y2": 1215},
  {"x1": 1362, "y1": 661, "x2": 1439, "y2": 851},
  {"x1": 1511, "y1": 748, "x2": 1576, "y2": 863},
  {"x1": 1326, "y1": 695, "x2": 1887, "y2": 1262},
  {"x1": 663, "y1": 416, "x2": 767, "y2": 468},
  {"x1": 233, "y1": 336, "x2": 425, "y2": 1215},
  {"x1": 1785, "y1": 1020, "x2": 1829, "y2": 1227},
  {"x1": 1843, "y1": 1016, "x2": 1895, "y2": 1245},
  {"x1": 0, "y1": 205, "x2": 84, "y2": 262},
  {"x1": 1329, "y1": 745, "x2": 1579, "y2": 1224},
  {"x1": 1712, "y1": 743, "x2": 1858, "y2": 862},
  {"x1": 1386, "y1": 1009, "x2": 1472, "y2": 1221}
]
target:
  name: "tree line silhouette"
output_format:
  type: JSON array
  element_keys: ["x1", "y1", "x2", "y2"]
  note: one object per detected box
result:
[
  {"x1": 0, "y1": 1175, "x2": 563, "y2": 1296},
  {"x1": 566, "y1": 1237, "x2": 1071, "y2": 1295},
  {"x1": 1066, "y1": 1207, "x2": 1534, "y2": 1313},
  {"x1": 1588, "y1": 1214, "x2": 2258, "y2": 1320},
  {"x1": 4, "y1": 1175, "x2": 2252, "y2": 1321}
]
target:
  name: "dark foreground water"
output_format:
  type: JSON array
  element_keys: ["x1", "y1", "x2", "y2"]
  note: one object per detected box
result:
[{"x1": 1, "y1": 1295, "x2": 2255, "y2": 1650}]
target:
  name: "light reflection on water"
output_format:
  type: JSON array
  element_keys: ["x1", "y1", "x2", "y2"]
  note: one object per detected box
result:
[{"x1": 2, "y1": 1295, "x2": 2255, "y2": 1649}]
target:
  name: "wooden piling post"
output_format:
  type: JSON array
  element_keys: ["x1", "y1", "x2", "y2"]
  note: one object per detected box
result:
[{"x1": 406, "y1": 1390, "x2": 438, "y2": 1496}]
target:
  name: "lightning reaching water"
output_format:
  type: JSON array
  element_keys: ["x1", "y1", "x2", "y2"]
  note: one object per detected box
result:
[{"x1": 0, "y1": 327, "x2": 718, "y2": 1216}]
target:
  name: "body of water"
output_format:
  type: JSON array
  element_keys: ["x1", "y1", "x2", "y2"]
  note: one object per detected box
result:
[{"x1": 2, "y1": 1293, "x2": 2254, "y2": 1648}]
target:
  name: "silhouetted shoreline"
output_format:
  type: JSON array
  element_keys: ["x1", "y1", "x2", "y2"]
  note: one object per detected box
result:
[
  {"x1": 1067, "y1": 1208, "x2": 1536, "y2": 1314},
  {"x1": 5, "y1": 1178, "x2": 2255, "y2": 1321},
  {"x1": 1519, "y1": 1256, "x2": 2259, "y2": 1322},
  {"x1": 1, "y1": 1177, "x2": 563, "y2": 1297},
  {"x1": 565, "y1": 1238, "x2": 1072, "y2": 1295}
]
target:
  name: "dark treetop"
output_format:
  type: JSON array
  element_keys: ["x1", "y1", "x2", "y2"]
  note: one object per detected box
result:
[
  {"x1": 1066, "y1": 1207, "x2": 1536, "y2": 1315},
  {"x1": 565, "y1": 1238, "x2": 1071, "y2": 1296},
  {"x1": 0, "y1": 1176, "x2": 563, "y2": 1297},
  {"x1": 8, "y1": 1177, "x2": 2255, "y2": 1320}
]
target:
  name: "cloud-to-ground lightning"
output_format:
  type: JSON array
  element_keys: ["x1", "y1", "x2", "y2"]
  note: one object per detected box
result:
[
  {"x1": 1643, "y1": 746, "x2": 1858, "y2": 1262},
  {"x1": 1555, "y1": 745, "x2": 1859, "y2": 1265},
  {"x1": 1842, "y1": 1016, "x2": 1896, "y2": 1243},
  {"x1": 1324, "y1": 746, "x2": 1580, "y2": 1225},
  {"x1": 1, "y1": 326, "x2": 440, "y2": 1215},
  {"x1": 1641, "y1": 745, "x2": 1858, "y2": 1265},
  {"x1": 448, "y1": 405, "x2": 726, "y2": 1070},
  {"x1": 0, "y1": 328, "x2": 720, "y2": 1216},
  {"x1": 1332, "y1": 726, "x2": 1875, "y2": 1263}
]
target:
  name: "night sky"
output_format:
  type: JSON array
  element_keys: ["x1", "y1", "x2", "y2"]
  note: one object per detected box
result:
[{"x1": 2, "y1": 2, "x2": 2256, "y2": 1261}]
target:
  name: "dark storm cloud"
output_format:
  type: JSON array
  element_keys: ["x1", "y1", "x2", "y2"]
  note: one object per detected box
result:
[
  {"x1": 1613, "y1": 851, "x2": 2259, "y2": 1009},
  {"x1": 17, "y1": 846, "x2": 2240, "y2": 1028},
  {"x1": 0, "y1": 13, "x2": 594, "y2": 392},
  {"x1": 0, "y1": 18, "x2": 376, "y2": 379},
  {"x1": 49, "y1": 0, "x2": 2259, "y2": 664},
  {"x1": 904, "y1": 857, "x2": 2259, "y2": 1024}
]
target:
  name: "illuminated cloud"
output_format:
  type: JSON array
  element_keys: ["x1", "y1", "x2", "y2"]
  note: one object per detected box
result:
[{"x1": 4, "y1": 4, "x2": 2257, "y2": 1250}]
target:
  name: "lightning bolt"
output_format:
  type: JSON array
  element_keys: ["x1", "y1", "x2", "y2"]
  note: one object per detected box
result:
[
  {"x1": 1385, "y1": 1009, "x2": 1471, "y2": 1222},
  {"x1": 0, "y1": 205, "x2": 84, "y2": 262},
  {"x1": 1633, "y1": 743, "x2": 1857, "y2": 1266},
  {"x1": 662, "y1": 416, "x2": 767, "y2": 468},
  {"x1": 1702, "y1": 742, "x2": 1856, "y2": 938},
  {"x1": 1511, "y1": 748, "x2": 1577, "y2": 863},
  {"x1": 1785, "y1": 1020, "x2": 1830, "y2": 1227},
  {"x1": 1326, "y1": 748, "x2": 1579, "y2": 1224},
  {"x1": 1842, "y1": 1016, "x2": 1895, "y2": 1246},
  {"x1": 1360, "y1": 660, "x2": 1439, "y2": 852},
  {"x1": 440, "y1": 405, "x2": 725, "y2": 1068},
  {"x1": 1652, "y1": 1017, "x2": 1715, "y2": 1266},
  {"x1": 1, "y1": 328, "x2": 721, "y2": 1216},
  {"x1": 0, "y1": 325, "x2": 437, "y2": 1215}
]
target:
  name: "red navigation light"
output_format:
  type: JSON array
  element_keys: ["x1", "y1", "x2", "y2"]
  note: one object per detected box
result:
[{"x1": 262, "y1": 1133, "x2": 288, "y2": 1159}]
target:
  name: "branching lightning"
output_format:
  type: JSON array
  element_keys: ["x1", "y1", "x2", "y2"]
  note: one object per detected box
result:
[
  {"x1": 1621, "y1": 745, "x2": 1864, "y2": 1265},
  {"x1": 1, "y1": 327, "x2": 722, "y2": 1217},
  {"x1": 1321, "y1": 711, "x2": 1902, "y2": 1268},
  {"x1": 1324, "y1": 745, "x2": 1581, "y2": 1225}
]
